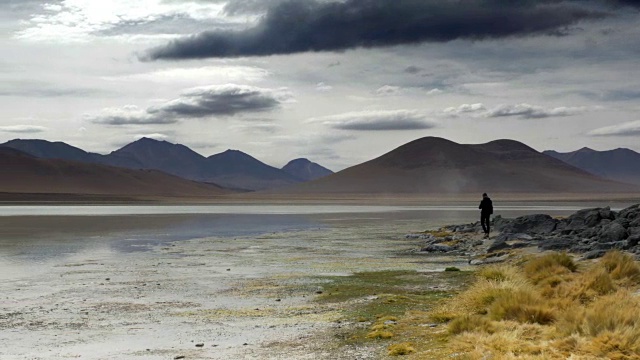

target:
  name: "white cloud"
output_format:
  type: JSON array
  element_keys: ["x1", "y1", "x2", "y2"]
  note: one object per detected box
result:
[
  {"x1": 443, "y1": 103, "x2": 486, "y2": 115},
  {"x1": 426, "y1": 88, "x2": 444, "y2": 95},
  {"x1": 0, "y1": 125, "x2": 48, "y2": 133},
  {"x1": 375, "y1": 85, "x2": 402, "y2": 96},
  {"x1": 442, "y1": 103, "x2": 587, "y2": 119},
  {"x1": 309, "y1": 110, "x2": 435, "y2": 131},
  {"x1": 486, "y1": 104, "x2": 586, "y2": 119},
  {"x1": 588, "y1": 120, "x2": 640, "y2": 136},
  {"x1": 103, "y1": 66, "x2": 270, "y2": 84},
  {"x1": 315, "y1": 82, "x2": 333, "y2": 92},
  {"x1": 15, "y1": 0, "x2": 249, "y2": 42}
]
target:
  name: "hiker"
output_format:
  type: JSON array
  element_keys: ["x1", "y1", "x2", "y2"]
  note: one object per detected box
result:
[{"x1": 479, "y1": 193, "x2": 493, "y2": 238}]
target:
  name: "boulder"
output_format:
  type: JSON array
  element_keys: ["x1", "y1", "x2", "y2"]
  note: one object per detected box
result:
[
  {"x1": 593, "y1": 241, "x2": 627, "y2": 251},
  {"x1": 495, "y1": 233, "x2": 534, "y2": 242},
  {"x1": 487, "y1": 239, "x2": 510, "y2": 252},
  {"x1": 581, "y1": 250, "x2": 608, "y2": 260},
  {"x1": 627, "y1": 235, "x2": 640, "y2": 248},
  {"x1": 597, "y1": 222, "x2": 628, "y2": 243},
  {"x1": 565, "y1": 208, "x2": 609, "y2": 231},
  {"x1": 422, "y1": 244, "x2": 454, "y2": 253},
  {"x1": 618, "y1": 204, "x2": 640, "y2": 220},
  {"x1": 500, "y1": 214, "x2": 558, "y2": 235},
  {"x1": 538, "y1": 237, "x2": 578, "y2": 251}
]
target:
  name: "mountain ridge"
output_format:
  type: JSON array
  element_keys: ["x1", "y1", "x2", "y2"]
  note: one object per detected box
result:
[
  {"x1": 276, "y1": 137, "x2": 638, "y2": 195},
  {"x1": 544, "y1": 147, "x2": 640, "y2": 186}
]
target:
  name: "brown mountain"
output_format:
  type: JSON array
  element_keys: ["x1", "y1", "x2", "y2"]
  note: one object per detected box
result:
[
  {"x1": 278, "y1": 137, "x2": 639, "y2": 195},
  {"x1": 0, "y1": 147, "x2": 230, "y2": 199}
]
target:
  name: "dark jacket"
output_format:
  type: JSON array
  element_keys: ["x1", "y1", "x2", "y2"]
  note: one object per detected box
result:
[{"x1": 479, "y1": 197, "x2": 493, "y2": 215}]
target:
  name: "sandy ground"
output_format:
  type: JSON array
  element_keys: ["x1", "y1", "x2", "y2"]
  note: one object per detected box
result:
[{"x1": 0, "y1": 212, "x2": 472, "y2": 360}]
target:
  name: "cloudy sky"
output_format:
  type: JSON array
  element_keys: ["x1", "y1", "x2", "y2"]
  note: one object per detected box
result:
[{"x1": 1, "y1": 0, "x2": 640, "y2": 170}]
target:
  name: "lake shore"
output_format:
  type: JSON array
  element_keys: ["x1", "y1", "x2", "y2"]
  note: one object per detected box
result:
[{"x1": 1, "y1": 211, "x2": 472, "y2": 359}]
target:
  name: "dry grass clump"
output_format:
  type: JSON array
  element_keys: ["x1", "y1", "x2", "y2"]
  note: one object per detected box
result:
[
  {"x1": 449, "y1": 314, "x2": 496, "y2": 335},
  {"x1": 601, "y1": 251, "x2": 640, "y2": 284},
  {"x1": 387, "y1": 342, "x2": 415, "y2": 356},
  {"x1": 366, "y1": 330, "x2": 394, "y2": 339},
  {"x1": 418, "y1": 251, "x2": 640, "y2": 359},
  {"x1": 524, "y1": 252, "x2": 577, "y2": 284}
]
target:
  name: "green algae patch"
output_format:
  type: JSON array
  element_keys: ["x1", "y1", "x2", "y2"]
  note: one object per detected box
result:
[{"x1": 312, "y1": 270, "x2": 473, "y2": 351}]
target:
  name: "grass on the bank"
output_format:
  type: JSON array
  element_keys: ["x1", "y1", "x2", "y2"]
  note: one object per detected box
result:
[
  {"x1": 314, "y1": 270, "x2": 473, "y2": 353},
  {"x1": 413, "y1": 250, "x2": 640, "y2": 359}
]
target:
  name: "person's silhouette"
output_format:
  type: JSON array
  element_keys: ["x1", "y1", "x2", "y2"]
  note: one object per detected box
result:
[{"x1": 479, "y1": 193, "x2": 493, "y2": 239}]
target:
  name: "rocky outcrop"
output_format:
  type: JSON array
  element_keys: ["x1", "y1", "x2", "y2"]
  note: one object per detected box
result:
[{"x1": 410, "y1": 203, "x2": 640, "y2": 263}]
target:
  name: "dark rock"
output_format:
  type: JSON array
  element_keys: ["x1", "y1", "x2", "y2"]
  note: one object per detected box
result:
[
  {"x1": 487, "y1": 239, "x2": 510, "y2": 252},
  {"x1": 593, "y1": 242, "x2": 627, "y2": 251},
  {"x1": 615, "y1": 218, "x2": 631, "y2": 228},
  {"x1": 579, "y1": 227, "x2": 600, "y2": 239},
  {"x1": 618, "y1": 204, "x2": 640, "y2": 220},
  {"x1": 627, "y1": 235, "x2": 640, "y2": 248},
  {"x1": 275, "y1": 299, "x2": 281, "y2": 302},
  {"x1": 174, "y1": 356, "x2": 186, "y2": 360},
  {"x1": 565, "y1": 208, "x2": 606, "y2": 230},
  {"x1": 628, "y1": 227, "x2": 640, "y2": 237},
  {"x1": 539, "y1": 237, "x2": 578, "y2": 251},
  {"x1": 469, "y1": 254, "x2": 510, "y2": 265},
  {"x1": 195, "y1": 343, "x2": 204, "y2": 347},
  {"x1": 581, "y1": 250, "x2": 608, "y2": 260},
  {"x1": 422, "y1": 244, "x2": 454, "y2": 253},
  {"x1": 500, "y1": 214, "x2": 558, "y2": 234},
  {"x1": 495, "y1": 233, "x2": 533, "y2": 242},
  {"x1": 597, "y1": 222, "x2": 628, "y2": 242},
  {"x1": 599, "y1": 207, "x2": 616, "y2": 221}
]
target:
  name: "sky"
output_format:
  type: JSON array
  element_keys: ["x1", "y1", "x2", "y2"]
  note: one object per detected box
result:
[{"x1": 1, "y1": 0, "x2": 640, "y2": 171}]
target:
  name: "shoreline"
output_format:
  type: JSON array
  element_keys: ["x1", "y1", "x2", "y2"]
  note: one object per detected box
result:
[
  {"x1": 0, "y1": 213, "x2": 468, "y2": 359},
  {"x1": 1, "y1": 191, "x2": 640, "y2": 206}
]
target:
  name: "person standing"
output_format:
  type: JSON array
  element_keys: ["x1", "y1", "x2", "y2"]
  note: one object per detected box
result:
[{"x1": 479, "y1": 193, "x2": 493, "y2": 238}]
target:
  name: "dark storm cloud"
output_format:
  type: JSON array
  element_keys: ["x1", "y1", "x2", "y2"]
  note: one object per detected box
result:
[
  {"x1": 90, "y1": 84, "x2": 292, "y2": 125},
  {"x1": 142, "y1": 0, "x2": 609, "y2": 60},
  {"x1": 150, "y1": 84, "x2": 287, "y2": 118}
]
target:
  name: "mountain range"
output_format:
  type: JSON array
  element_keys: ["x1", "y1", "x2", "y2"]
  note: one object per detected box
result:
[
  {"x1": 1, "y1": 138, "x2": 334, "y2": 191},
  {"x1": 1, "y1": 136, "x2": 639, "y2": 199},
  {"x1": 0, "y1": 147, "x2": 229, "y2": 200},
  {"x1": 277, "y1": 137, "x2": 638, "y2": 195},
  {"x1": 544, "y1": 147, "x2": 640, "y2": 186}
]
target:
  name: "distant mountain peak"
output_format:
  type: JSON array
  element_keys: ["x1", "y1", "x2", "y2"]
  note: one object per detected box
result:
[
  {"x1": 282, "y1": 158, "x2": 334, "y2": 181},
  {"x1": 576, "y1": 147, "x2": 596, "y2": 153}
]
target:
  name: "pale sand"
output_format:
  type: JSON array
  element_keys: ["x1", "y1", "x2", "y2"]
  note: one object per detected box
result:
[{"x1": 0, "y1": 213, "x2": 470, "y2": 360}]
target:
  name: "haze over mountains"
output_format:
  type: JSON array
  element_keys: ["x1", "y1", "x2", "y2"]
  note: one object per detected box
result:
[
  {"x1": 279, "y1": 137, "x2": 639, "y2": 195},
  {"x1": 544, "y1": 148, "x2": 640, "y2": 186},
  {"x1": 1, "y1": 138, "x2": 334, "y2": 191}
]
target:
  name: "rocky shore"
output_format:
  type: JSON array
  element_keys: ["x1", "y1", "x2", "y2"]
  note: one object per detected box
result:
[{"x1": 409, "y1": 203, "x2": 640, "y2": 264}]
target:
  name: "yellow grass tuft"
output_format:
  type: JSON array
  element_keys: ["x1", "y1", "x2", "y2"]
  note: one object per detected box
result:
[
  {"x1": 387, "y1": 342, "x2": 415, "y2": 356},
  {"x1": 449, "y1": 314, "x2": 496, "y2": 335},
  {"x1": 488, "y1": 289, "x2": 556, "y2": 325},
  {"x1": 392, "y1": 250, "x2": 640, "y2": 359},
  {"x1": 601, "y1": 250, "x2": 640, "y2": 285},
  {"x1": 366, "y1": 330, "x2": 394, "y2": 339}
]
